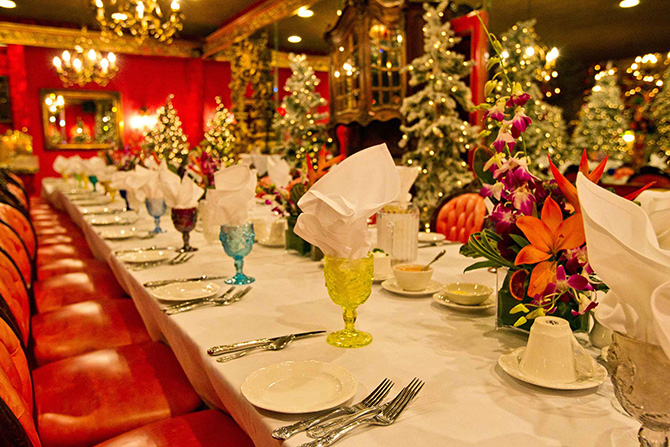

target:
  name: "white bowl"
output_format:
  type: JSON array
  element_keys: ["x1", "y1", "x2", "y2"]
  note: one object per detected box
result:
[
  {"x1": 392, "y1": 264, "x2": 433, "y2": 291},
  {"x1": 442, "y1": 282, "x2": 493, "y2": 306}
]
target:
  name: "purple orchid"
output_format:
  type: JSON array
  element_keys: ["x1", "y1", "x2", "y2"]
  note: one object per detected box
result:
[
  {"x1": 481, "y1": 182, "x2": 505, "y2": 201},
  {"x1": 509, "y1": 108, "x2": 533, "y2": 138},
  {"x1": 483, "y1": 99, "x2": 506, "y2": 122},
  {"x1": 509, "y1": 184, "x2": 535, "y2": 215},
  {"x1": 506, "y1": 83, "x2": 532, "y2": 107},
  {"x1": 490, "y1": 204, "x2": 517, "y2": 233},
  {"x1": 492, "y1": 127, "x2": 516, "y2": 153},
  {"x1": 554, "y1": 265, "x2": 593, "y2": 293}
]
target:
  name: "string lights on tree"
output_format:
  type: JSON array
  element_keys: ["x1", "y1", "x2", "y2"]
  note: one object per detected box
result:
[
  {"x1": 142, "y1": 94, "x2": 190, "y2": 169},
  {"x1": 202, "y1": 96, "x2": 236, "y2": 165}
]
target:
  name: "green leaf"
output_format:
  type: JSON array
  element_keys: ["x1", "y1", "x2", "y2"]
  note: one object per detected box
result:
[
  {"x1": 472, "y1": 147, "x2": 495, "y2": 185},
  {"x1": 509, "y1": 234, "x2": 530, "y2": 248},
  {"x1": 463, "y1": 259, "x2": 501, "y2": 273}
]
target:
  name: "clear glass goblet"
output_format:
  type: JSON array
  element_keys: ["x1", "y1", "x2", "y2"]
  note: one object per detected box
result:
[
  {"x1": 88, "y1": 175, "x2": 98, "y2": 192},
  {"x1": 145, "y1": 197, "x2": 167, "y2": 234},
  {"x1": 323, "y1": 254, "x2": 374, "y2": 348},
  {"x1": 220, "y1": 222, "x2": 255, "y2": 285},
  {"x1": 605, "y1": 332, "x2": 670, "y2": 447},
  {"x1": 171, "y1": 207, "x2": 198, "y2": 252}
]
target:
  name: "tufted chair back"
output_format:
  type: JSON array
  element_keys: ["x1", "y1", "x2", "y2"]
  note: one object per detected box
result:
[
  {"x1": 0, "y1": 249, "x2": 31, "y2": 345},
  {"x1": 0, "y1": 203, "x2": 36, "y2": 261},
  {"x1": 434, "y1": 193, "x2": 486, "y2": 244},
  {"x1": 0, "y1": 222, "x2": 33, "y2": 286}
]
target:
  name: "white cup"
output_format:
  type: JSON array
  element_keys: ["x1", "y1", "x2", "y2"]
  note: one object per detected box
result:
[
  {"x1": 373, "y1": 254, "x2": 392, "y2": 279},
  {"x1": 392, "y1": 264, "x2": 433, "y2": 291},
  {"x1": 519, "y1": 316, "x2": 579, "y2": 383}
]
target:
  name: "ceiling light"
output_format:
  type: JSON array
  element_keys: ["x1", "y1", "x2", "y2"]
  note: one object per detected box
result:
[
  {"x1": 297, "y1": 7, "x2": 313, "y2": 18},
  {"x1": 0, "y1": 0, "x2": 16, "y2": 8},
  {"x1": 619, "y1": 0, "x2": 639, "y2": 8},
  {"x1": 288, "y1": 35, "x2": 302, "y2": 43}
]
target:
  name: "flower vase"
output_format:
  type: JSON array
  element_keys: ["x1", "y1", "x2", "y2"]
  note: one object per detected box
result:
[
  {"x1": 496, "y1": 269, "x2": 588, "y2": 333},
  {"x1": 285, "y1": 215, "x2": 311, "y2": 256}
]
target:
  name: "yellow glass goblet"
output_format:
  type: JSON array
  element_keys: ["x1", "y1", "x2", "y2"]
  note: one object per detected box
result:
[
  {"x1": 324, "y1": 254, "x2": 374, "y2": 348},
  {"x1": 100, "y1": 180, "x2": 116, "y2": 202}
]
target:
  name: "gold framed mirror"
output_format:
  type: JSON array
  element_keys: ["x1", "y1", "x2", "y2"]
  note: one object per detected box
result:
[{"x1": 40, "y1": 89, "x2": 123, "y2": 150}]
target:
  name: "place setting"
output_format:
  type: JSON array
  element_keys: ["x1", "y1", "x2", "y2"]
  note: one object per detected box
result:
[
  {"x1": 380, "y1": 250, "x2": 446, "y2": 297},
  {"x1": 432, "y1": 282, "x2": 495, "y2": 311}
]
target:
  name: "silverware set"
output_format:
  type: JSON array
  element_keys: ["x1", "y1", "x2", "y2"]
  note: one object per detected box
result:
[
  {"x1": 162, "y1": 286, "x2": 253, "y2": 315},
  {"x1": 273, "y1": 378, "x2": 424, "y2": 447},
  {"x1": 207, "y1": 330, "x2": 327, "y2": 358},
  {"x1": 128, "y1": 252, "x2": 194, "y2": 271}
]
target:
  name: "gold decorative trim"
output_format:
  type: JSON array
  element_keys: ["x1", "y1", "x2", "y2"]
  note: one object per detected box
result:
[
  {"x1": 213, "y1": 50, "x2": 329, "y2": 72},
  {"x1": 202, "y1": 0, "x2": 321, "y2": 58},
  {"x1": 0, "y1": 22, "x2": 200, "y2": 58}
]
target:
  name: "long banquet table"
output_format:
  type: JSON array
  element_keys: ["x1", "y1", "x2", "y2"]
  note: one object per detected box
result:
[{"x1": 42, "y1": 178, "x2": 638, "y2": 447}]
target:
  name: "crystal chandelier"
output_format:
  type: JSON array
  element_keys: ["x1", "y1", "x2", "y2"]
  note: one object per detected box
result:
[
  {"x1": 92, "y1": 0, "x2": 184, "y2": 44},
  {"x1": 52, "y1": 30, "x2": 118, "y2": 87}
]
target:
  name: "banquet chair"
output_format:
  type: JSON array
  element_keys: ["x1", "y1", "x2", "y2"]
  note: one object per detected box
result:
[
  {"x1": 431, "y1": 188, "x2": 487, "y2": 244},
  {"x1": 0, "y1": 317, "x2": 204, "y2": 447},
  {"x1": 628, "y1": 168, "x2": 670, "y2": 189}
]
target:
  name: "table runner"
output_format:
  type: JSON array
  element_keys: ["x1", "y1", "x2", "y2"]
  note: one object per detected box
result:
[{"x1": 42, "y1": 179, "x2": 638, "y2": 447}]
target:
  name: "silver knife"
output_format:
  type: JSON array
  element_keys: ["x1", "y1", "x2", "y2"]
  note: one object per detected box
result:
[
  {"x1": 207, "y1": 330, "x2": 327, "y2": 356},
  {"x1": 114, "y1": 246, "x2": 176, "y2": 255},
  {"x1": 144, "y1": 274, "x2": 228, "y2": 288}
]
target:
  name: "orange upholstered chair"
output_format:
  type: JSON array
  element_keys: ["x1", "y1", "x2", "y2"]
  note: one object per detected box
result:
[{"x1": 433, "y1": 192, "x2": 487, "y2": 244}]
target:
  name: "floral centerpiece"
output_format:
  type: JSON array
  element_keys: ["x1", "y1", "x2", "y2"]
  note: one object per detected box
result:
[
  {"x1": 459, "y1": 18, "x2": 640, "y2": 331},
  {"x1": 101, "y1": 144, "x2": 144, "y2": 171},
  {"x1": 187, "y1": 147, "x2": 221, "y2": 190}
]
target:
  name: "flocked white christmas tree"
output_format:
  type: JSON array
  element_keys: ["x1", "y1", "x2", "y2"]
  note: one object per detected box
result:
[
  {"x1": 143, "y1": 94, "x2": 190, "y2": 168},
  {"x1": 202, "y1": 96, "x2": 236, "y2": 165},
  {"x1": 273, "y1": 53, "x2": 328, "y2": 168},
  {"x1": 498, "y1": 20, "x2": 570, "y2": 169},
  {"x1": 649, "y1": 66, "x2": 670, "y2": 157},
  {"x1": 400, "y1": 0, "x2": 478, "y2": 225},
  {"x1": 572, "y1": 66, "x2": 630, "y2": 161}
]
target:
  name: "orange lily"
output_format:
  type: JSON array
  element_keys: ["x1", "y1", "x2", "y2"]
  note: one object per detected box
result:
[
  {"x1": 548, "y1": 149, "x2": 608, "y2": 214},
  {"x1": 514, "y1": 197, "x2": 586, "y2": 297}
]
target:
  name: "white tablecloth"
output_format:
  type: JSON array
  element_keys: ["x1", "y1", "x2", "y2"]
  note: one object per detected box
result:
[{"x1": 43, "y1": 179, "x2": 638, "y2": 447}]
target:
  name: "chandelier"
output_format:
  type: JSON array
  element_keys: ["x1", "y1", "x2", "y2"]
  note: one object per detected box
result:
[
  {"x1": 52, "y1": 30, "x2": 118, "y2": 87},
  {"x1": 92, "y1": 0, "x2": 184, "y2": 44}
]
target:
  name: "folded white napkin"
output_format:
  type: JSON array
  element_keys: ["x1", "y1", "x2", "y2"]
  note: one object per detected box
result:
[
  {"x1": 207, "y1": 165, "x2": 257, "y2": 226},
  {"x1": 577, "y1": 173, "x2": 670, "y2": 349},
  {"x1": 396, "y1": 166, "x2": 419, "y2": 203},
  {"x1": 158, "y1": 167, "x2": 204, "y2": 209},
  {"x1": 83, "y1": 156, "x2": 108, "y2": 177},
  {"x1": 53, "y1": 155, "x2": 68, "y2": 174},
  {"x1": 651, "y1": 280, "x2": 670, "y2": 360},
  {"x1": 267, "y1": 157, "x2": 291, "y2": 188},
  {"x1": 110, "y1": 171, "x2": 131, "y2": 191},
  {"x1": 250, "y1": 154, "x2": 271, "y2": 176},
  {"x1": 126, "y1": 163, "x2": 164, "y2": 201},
  {"x1": 96, "y1": 165, "x2": 117, "y2": 183},
  {"x1": 636, "y1": 190, "x2": 670, "y2": 249},
  {"x1": 294, "y1": 143, "x2": 400, "y2": 259},
  {"x1": 62, "y1": 155, "x2": 84, "y2": 175}
]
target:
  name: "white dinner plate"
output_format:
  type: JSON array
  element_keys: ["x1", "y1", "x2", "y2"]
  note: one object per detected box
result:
[
  {"x1": 117, "y1": 250, "x2": 172, "y2": 264},
  {"x1": 498, "y1": 347, "x2": 608, "y2": 390},
  {"x1": 381, "y1": 279, "x2": 442, "y2": 297},
  {"x1": 88, "y1": 213, "x2": 138, "y2": 226},
  {"x1": 98, "y1": 227, "x2": 139, "y2": 240},
  {"x1": 432, "y1": 293, "x2": 495, "y2": 311},
  {"x1": 81, "y1": 205, "x2": 126, "y2": 215},
  {"x1": 73, "y1": 196, "x2": 111, "y2": 206},
  {"x1": 152, "y1": 281, "x2": 221, "y2": 302},
  {"x1": 418, "y1": 232, "x2": 446, "y2": 243},
  {"x1": 241, "y1": 360, "x2": 358, "y2": 414}
]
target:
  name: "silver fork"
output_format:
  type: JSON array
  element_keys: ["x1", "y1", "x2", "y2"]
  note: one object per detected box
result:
[
  {"x1": 297, "y1": 378, "x2": 424, "y2": 447},
  {"x1": 130, "y1": 253, "x2": 193, "y2": 271},
  {"x1": 161, "y1": 286, "x2": 236, "y2": 312},
  {"x1": 272, "y1": 378, "x2": 394, "y2": 440},
  {"x1": 165, "y1": 286, "x2": 252, "y2": 315}
]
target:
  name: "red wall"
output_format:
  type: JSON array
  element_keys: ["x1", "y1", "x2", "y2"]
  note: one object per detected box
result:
[{"x1": 2, "y1": 45, "x2": 330, "y2": 188}]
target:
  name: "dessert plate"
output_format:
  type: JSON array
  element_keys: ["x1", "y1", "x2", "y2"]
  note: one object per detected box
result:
[
  {"x1": 117, "y1": 250, "x2": 172, "y2": 264},
  {"x1": 432, "y1": 293, "x2": 495, "y2": 311},
  {"x1": 381, "y1": 279, "x2": 442, "y2": 297},
  {"x1": 498, "y1": 347, "x2": 608, "y2": 390},
  {"x1": 98, "y1": 227, "x2": 140, "y2": 240},
  {"x1": 152, "y1": 281, "x2": 221, "y2": 302},
  {"x1": 418, "y1": 232, "x2": 446, "y2": 243},
  {"x1": 241, "y1": 360, "x2": 357, "y2": 414}
]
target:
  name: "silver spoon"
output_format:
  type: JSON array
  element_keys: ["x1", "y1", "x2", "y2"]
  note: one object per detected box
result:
[
  {"x1": 421, "y1": 249, "x2": 446, "y2": 271},
  {"x1": 216, "y1": 334, "x2": 295, "y2": 363}
]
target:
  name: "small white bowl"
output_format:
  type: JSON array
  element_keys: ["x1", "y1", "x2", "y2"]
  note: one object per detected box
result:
[
  {"x1": 393, "y1": 264, "x2": 434, "y2": 291},
  {"x1": 442, "y1": 283, "x2": 493, "y2": 306}
]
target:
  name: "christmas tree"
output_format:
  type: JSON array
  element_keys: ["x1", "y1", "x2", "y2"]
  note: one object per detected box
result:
[
  {"x1": 202, "y1": 96, "x2": 236, "y2": 165},
  {"x1": 649, "y1": 65, "x2": 670, "y2": 157},
  {"x1": 572, "y1": 66, "x2": 630, "y2": 161},
  {"x1": 94, "y1": 103, "x2": 118, "y2": 144},
  {"x1": 273, "y1": 53, "x2": 328, "y2": 168},
  {"x1": 498, "y1": 20, "x2": 570, "y2": 169},
  {"x1": 399, "y1": 0, "x2": 478, "y2": 226},
  {"x1": 142, "y1": 94, "x2": 190, "y2": 169}
]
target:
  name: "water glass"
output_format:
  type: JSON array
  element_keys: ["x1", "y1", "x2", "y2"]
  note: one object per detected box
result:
[
  {"x1": 377, "y1": 201, "x2": 419, "y2": 264},
  {"x1": 323, "y1": 254, "x2": 374, "y2": 348},
  {"x1": 220, "y1": 222, "x2": 255, "y2": 285},
  {"x1": 145, "y1": 197, "x2": 167, "y2": 234},
  {"x1": 171, "y1": 207, "x2": 198, "y2": 252}
]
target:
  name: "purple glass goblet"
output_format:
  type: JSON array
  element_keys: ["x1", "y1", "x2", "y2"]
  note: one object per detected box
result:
[{"x1": 171, "y1": 207, "x2": 198, "y2": 252}]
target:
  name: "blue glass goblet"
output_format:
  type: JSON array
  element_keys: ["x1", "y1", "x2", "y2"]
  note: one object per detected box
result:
[
  {"x1": 220, "y1": 222, "x2": 255, "y2": 285},
  {"x1": 119, "y1": 189, "x2": 131, "y2": 210},
  {"x1": 145, "y1": 197, "x2": 167, "y2": 234},
  {"x1": 88, "y1": 175, "x2": 98, "y2": 192}
]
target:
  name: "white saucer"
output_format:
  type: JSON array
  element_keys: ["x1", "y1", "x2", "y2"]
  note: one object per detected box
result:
[
  {"x1": 373, "y1": 274, "x2": 392, "y2": 283},
  {"x1": 118, "y1": 250, "x2": 172, "y2": 264},
  {"x1": 418, "y1": 232, "x2": 446, "y2": 243},
  {"x1": 432, "y1": 293, "x2": 495, "y2": 311},
  {"x1": 98, "y1": 227, "x2": 139, "y2": 240},
  {"x1": 257, "y1": 239, "x2": 285, "y2": 248},
  {"x1": 241, "y1": 360, "x2": 357, "y2": 414},
  {"x1": 498, "y1": 347, "x2": 608, "y2": 390},
  {"x1": 381, "y1": 279, "x2": 442, "y2": 297},
  {"x1": 152, "y1": 281, "x2": 221, "y2": 302}
]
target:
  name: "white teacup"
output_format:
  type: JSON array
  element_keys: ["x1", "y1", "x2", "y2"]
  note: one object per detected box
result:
[
  {"x1": 519, "y1": 316, "x2": 580, "y2": 383},
  {"x1": 393, "y1": 264, "x2": 433, "y2": 291}
]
